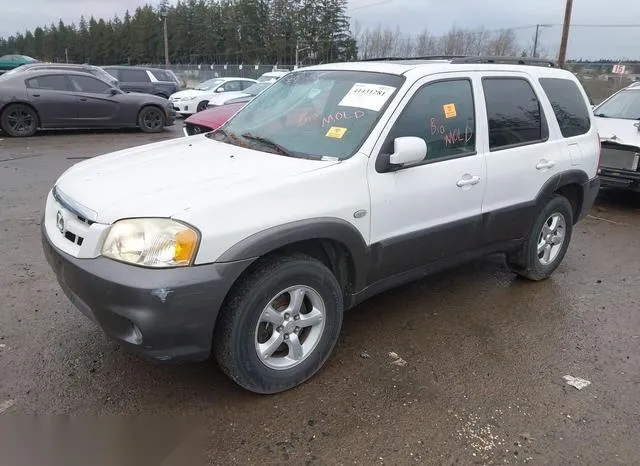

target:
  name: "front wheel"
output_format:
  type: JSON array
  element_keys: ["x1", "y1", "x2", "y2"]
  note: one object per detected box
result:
[
  {"x1": 196, "y1": 100, "x2": 209, "y2": 112},
  {"x1": 214, "y1": 254, "x2": 344, "y2": 394},
  {"x1": 507, "y1": 194, "x2": 574, "y2": 281},
  {"x1": 138, "y1": 106, "x2": 165, "y2": 133}
]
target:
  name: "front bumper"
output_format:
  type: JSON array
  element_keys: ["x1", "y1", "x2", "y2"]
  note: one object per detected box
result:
[
  {"x1": 42, "y1": 225, "x2": 253, "y2": 362},
  {"x1": 598, "y1": 167, "x2": 640, "y2": 191},
  {"x1": 170, "y1": 100, "x2": 197, "y2": 116}
]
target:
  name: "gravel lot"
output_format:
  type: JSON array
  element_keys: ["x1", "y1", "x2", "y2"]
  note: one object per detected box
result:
[{"x1": 1, "y1": 123, "x2": 639, "y2": 465}]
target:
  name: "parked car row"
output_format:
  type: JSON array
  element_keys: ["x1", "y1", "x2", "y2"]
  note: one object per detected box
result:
[{"x1": 0, "y1": 61, "x2": 289, "y2": 136}]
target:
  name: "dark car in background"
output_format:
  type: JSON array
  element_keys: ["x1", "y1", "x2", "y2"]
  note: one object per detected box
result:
[
  {"x1": 102, "y1": 66, "x2": 181, "y2": 98},
  {"x1": 3, "y1": 62, "x2": 119, "y2": 88},
  {"x1": 0, "y1": 54, "x2": 38, "y2": 74},
  {"x1": 0, "y1": 69, "x2": 175, "y2": 137}
]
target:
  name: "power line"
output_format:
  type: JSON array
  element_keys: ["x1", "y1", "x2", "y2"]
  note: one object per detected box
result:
[{"x1": 349, "y1": 0, "x2": 397, "y2": 11}]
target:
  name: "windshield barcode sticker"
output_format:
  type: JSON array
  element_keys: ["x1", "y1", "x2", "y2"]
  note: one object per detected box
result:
[{"x1": 338, "y1": 83, "x2": 396, "y2": 111}]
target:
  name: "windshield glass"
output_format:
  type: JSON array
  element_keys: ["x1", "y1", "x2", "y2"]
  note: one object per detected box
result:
[
  {"x1": 208, "y1": 70, "x2": 404, "y2": 160},
  {"x1": 595, "y1": 89, "x2": 640, "y2": 119},
  {"x1": 195, "y1": 78, "x2": 224, "y2": 90},
  {"x1": 243, "y1": 82, "x2": 271, "y2": 95}
]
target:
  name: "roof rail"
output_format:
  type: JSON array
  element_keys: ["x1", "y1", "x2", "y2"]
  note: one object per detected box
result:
[
  {"x1": 358, "y1": 55, "x2": 557, "y2": 67},
  {"x1": 450, "y1": 56, "x2": 557, "y2": 67},
  {"x1": 360, "y1": 55, "x2": 466, "y2": 62}
]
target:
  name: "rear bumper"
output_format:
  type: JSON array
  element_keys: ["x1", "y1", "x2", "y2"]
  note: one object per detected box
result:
[
  {"x1": 42, "y1": 224, "x2": 253, "y2": 362},
  {"x1": 579, "y1": 176, "x2": 601, "y2": 219}
]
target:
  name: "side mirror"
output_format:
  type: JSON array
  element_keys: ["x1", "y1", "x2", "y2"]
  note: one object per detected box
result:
[
  {"x1": 216, "y1": 87, "x2": 225, "y2": 93},
  {"x1": 109, "y1": 88, "x2": 119, "y2": 96},
  {"x1": 389, "y1": 136, "x2": 427, "y2": 167}
]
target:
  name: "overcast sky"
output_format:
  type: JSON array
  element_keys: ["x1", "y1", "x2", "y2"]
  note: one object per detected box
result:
[{"x1": 1, "y1": 0, "x2": 639, "y2": 60}]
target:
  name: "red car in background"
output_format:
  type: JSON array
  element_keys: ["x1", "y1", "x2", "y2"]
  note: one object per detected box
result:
[{"x1": 183, "y1": 101, "x2": 246, "y2": 136}]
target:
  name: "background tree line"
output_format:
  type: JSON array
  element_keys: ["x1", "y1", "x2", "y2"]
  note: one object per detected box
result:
[{"x1": 0, "y1": 0, "x2": 356, "y2": 65}]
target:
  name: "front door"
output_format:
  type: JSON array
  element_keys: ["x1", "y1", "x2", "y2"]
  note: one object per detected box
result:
[
  {"x1": 367, "y1": 75, "x2": 487, "y2": 283},
  {"x1": 69, "y1": 74, "x2": 119, "y2": 124}
]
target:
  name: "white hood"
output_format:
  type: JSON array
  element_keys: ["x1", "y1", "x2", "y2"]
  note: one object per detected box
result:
[
  {"x1": 56, "y1": 136, "x2": 339, "y2": 224},
  {"x1": 595, "y1": 117, "x2": 640, "y2": 147}
]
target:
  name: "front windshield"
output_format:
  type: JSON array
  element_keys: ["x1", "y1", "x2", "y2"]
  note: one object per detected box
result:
[
  {"x1": 195, "y1": 78, "x2": 224, "y2": 90},
  {"x1": 209, "y1": 70, "x2": 404, "y2": 160},
  {"x1": 595, "y1": 89, "x2": 640, "y2": 119}
]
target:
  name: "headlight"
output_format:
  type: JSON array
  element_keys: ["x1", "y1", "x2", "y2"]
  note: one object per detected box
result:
[
  {"x1": 101, "y1": 218, "x2": 199, "y2": 268},
  {"x1": 183, "y1": 96, "x2": 196, "y2": 101}
]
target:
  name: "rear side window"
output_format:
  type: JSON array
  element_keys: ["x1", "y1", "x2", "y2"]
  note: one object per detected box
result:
[
  {"x1": 539, "y1": 78, "x2": 591, "y2": 137},
  {"x1": 26, "y1": 75, "x2": 70, "y2": 91},
  {"x1": 482, "y1": 78, "x2": 548, "y2": 151},
  {"x1": 118, "y1": 69, "x2": 150, "y2": 82}
]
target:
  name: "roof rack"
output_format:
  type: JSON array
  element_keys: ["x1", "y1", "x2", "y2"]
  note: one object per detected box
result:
[{"x1": 359, "y1": 55, "x2": 557, "y2": 68}]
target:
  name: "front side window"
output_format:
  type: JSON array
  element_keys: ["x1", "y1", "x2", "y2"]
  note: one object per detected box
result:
[
  {"x1": 26, "y1": 75, "x2": 70, "y2": 91},
  {"x1": 385, "y1": 79, "x2": 476, "y2": 162},
  {"x1": 539, "y1": 77, "x2": 591, "y2": 137},
  {"x1": 221, "y1": 81, "x2": 243, "y2": 92},
  {"x1": 483, "y1": 78, "x2": 548, "y2": 151},
  {"x1": 70, "y1": 75, "x2": 111, "y2": 93},
  {"x1": 594, "y1": 89, "x2": 640, "y2": 120},
  {"x1": 211, "y1": 70, "x2": 405, "y2": 160}
]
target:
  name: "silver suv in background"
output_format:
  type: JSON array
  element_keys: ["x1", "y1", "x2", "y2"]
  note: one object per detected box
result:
[{"x1": 102, "y1": 66, "x2": 181, "y2": 98}]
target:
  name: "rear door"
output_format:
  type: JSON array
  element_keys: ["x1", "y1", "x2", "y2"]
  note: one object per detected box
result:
[
  {"x1": 117, "y1": 68, "x2": 152, "y2": 94},
  {"x1": 25, "y1": 74, "x2": 77, "y2": 126},
  {"x1": 479, "y1": 73, "x2": 567, "y2": 244},
  {"x1": 69, "y1": 74, "x2": 119, "y2": 124}
]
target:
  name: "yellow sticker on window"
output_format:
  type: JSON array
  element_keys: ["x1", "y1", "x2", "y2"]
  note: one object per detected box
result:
[
  {"x1": 443, "y1": 103, "x2": 457, "y2": 119},
  {"x1": 326, "y1": 126, "x2": 347, "y2": 139}
]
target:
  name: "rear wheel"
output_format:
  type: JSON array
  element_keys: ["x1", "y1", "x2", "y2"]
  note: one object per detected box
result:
[
  {"x1": 214, "y1": 254, "x2": 344, "y2": 394},
  {"x1": 138, "y1": 106, "x2": 165, "y2": 133},
  {"x1": 1, "y1": 104, "x2": 38, "y2": 137},
  {"x1": 507, "y1": 194, "x2": 574, "y2": 281}
]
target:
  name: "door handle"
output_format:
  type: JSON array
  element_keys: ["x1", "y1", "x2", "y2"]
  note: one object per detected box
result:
[
  {"x1": 79, "y1": 98, "x2": 88, "y2": 102},
  {"x1": 456, "y1": 175, "x2": 481, "y2": 187},
  {"x1": 32, "y1": 94, "x2": 40, "y2": 97},
  {"x1": 536, "y1": 159, "x2": 556, "y2": 170}
]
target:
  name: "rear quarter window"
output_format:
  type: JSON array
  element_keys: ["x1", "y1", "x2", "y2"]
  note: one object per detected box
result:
[
  {"x1": 539, "y1": 77, "x2": 591, "y2": 138},
  {"x1": 118, "y1": 69, "x2": 150, "y2": 82}
]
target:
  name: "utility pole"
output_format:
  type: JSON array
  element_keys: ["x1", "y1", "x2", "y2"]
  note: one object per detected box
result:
[
  {"x1": 161, "y1": 11, "x2": 169, "y2": 68},
  {"x1": 65, "y1": 48, "x2": 69, "y2": 63},
  {"x1": 533, "y1": 24, "x2": 551, "y2": 58},
  {"x1": 558, "y1": 0, "x2": 573, "y2": 68}
]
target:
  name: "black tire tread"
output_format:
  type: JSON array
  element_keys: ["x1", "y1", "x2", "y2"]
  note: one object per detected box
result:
[
  {"x1": 0, "y1": 103, "x2": 38, "y2": 137},
  {"x1": 214, "y1": 253, "x2": 343, "y2": 394},
  {"x1": 508, "y1": 194, "x2": 574, "y2": 281}
]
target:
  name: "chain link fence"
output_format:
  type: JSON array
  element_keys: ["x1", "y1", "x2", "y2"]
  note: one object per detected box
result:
[{"x1": 146, "y1": 63, "x2": 294, "y2": 88}]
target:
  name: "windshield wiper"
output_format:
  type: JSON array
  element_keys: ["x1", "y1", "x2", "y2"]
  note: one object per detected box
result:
[
  {"x1": 594, "y1": 113, "x2": 609, "y2": 118},
  {"x1": 241, "y1": 132, "x2": 299, "y2": 158}
]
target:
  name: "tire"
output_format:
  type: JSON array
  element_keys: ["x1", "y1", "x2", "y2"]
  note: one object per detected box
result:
[
  {"x1": 196, "y1": 100, "x2": 209, "y2": 112},
  {"x1": 214, "y1": 254, "x2": 344, "y2": 394},
  {"x1": 138, "y1": 106, "x2": 165, "y2": 133},
  {"x1": 1, "y1": 104, "x2": 38, "y2": 137},
  {"x1": 507, "y1": 194, "x2": 574, "y2": 281}
]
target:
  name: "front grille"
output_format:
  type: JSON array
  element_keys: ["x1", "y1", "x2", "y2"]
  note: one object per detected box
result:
[
  {"x1": 600, "y1": 144, "x2": 640, "y2": 171},
  {"x1": 185, "y1": 123, "x2": 212, "y2": 136}
]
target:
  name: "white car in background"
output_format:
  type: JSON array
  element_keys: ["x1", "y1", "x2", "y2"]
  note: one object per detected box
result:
[
  {"x1": 593, "y1": 82, "x2": 640, "y2": 191},
  {"x1": 169, "y1": 77, "x2": 256, "y2": 115},
  {"x1": 256, "y1": 70, "x2": 289, "y2": 82}
]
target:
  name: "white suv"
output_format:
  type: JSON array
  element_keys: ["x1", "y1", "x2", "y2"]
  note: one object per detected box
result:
[{"x1": 42, "y1": 57, "x2": 600, "y2": 394}]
